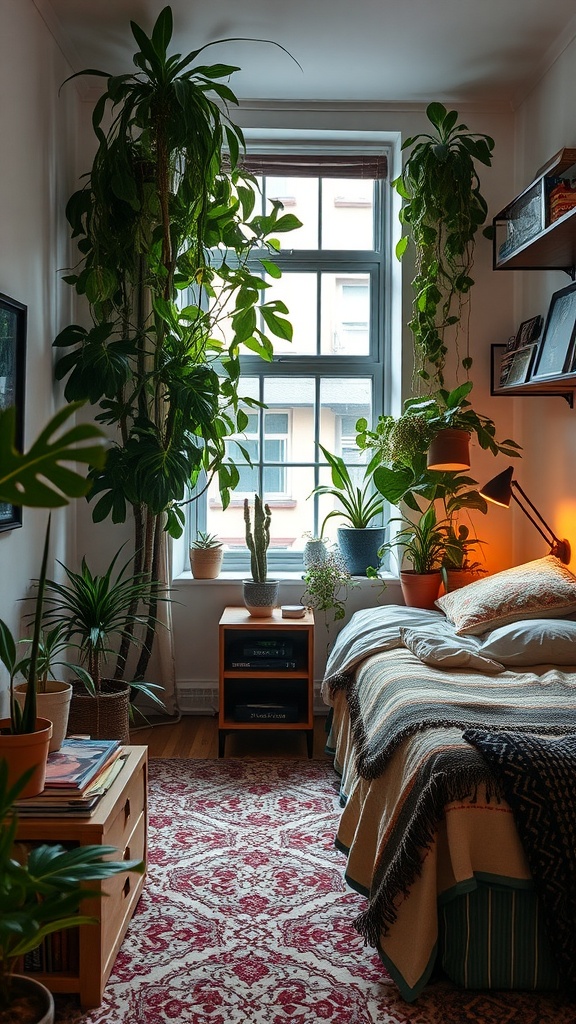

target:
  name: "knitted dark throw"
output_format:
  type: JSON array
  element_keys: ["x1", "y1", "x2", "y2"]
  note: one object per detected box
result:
[{"x1": 463, "y1": 729, "x2": 576, "y2": 989}]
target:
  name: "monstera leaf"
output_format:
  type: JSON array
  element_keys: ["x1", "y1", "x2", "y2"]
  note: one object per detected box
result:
[{"x1": 0, "y1": 402, "x2": 106, "y2": 507}]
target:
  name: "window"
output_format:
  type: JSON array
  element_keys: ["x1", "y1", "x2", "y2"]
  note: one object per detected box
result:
[{"x1": 191, "y1": 150, "x2": 391, "y2": 574}]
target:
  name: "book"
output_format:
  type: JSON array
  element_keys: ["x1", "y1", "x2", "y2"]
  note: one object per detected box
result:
[
  {"x1": 41, "y1": 738, "x2": 121, "y2": 792},
  {"x1": 15, "y1": 755, "x2": 128, "y2": 816},
  {"x1": 241, "y1": 641, "x2": 294, "y2": 657},
  {"x1": 234, "y1": 703, "x2": 299, "y2": 723}
]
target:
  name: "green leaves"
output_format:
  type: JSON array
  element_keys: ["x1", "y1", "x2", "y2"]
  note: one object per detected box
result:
[{"x1": 0, "y1": 404, "x2": 105, "y2": 508}]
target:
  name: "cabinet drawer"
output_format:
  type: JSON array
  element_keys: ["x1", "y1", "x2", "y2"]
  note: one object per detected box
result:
[{"x1": 104, "y1": 765, "x2": 146, "y2": 854}]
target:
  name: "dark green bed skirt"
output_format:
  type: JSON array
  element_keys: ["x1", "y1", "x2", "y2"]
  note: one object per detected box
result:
[{"x1": 438, "y1": 879, "x2": 561, "y2": 991}]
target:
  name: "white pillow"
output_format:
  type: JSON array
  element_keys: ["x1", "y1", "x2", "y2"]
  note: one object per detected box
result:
[
  {"x1": 400, "y1": 626, "x2": 504, "y2": 673},
  {"x1": 479, "y1": 618, "x2": 576, "y2": 666},
  {"x1": 435, "y1": 556, "x2": 576, "y2": 636}
]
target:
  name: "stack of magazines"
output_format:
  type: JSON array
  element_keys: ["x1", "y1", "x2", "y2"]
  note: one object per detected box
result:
[{"x1": 15, "y1": 737, "x2": 126, "y2": 817}]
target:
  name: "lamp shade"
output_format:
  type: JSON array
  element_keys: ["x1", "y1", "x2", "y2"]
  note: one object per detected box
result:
[
  {"x1": 479, "y1": 466, "x2": 514, "y2": 507},
  {"x1": 427, "y1": 429, "x2": 471, "y2": 471}
]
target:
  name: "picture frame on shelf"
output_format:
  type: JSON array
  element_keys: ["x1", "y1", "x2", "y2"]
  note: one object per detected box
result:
[
  {"x1": 505, "y1": 343, "x2": 539, "y2": 386},
  {"x1": 516, "y1": 313, "x2": 543, "y2": 348},
  {"x1": 531, "y1": 282, "x2": 576, "y2": 381},
  {"x1": 0, "y1": 292, "x2": 27, "y2": 532},
  {"x1": 499, "y1": 350, "x2": 516, "y2": 386}
]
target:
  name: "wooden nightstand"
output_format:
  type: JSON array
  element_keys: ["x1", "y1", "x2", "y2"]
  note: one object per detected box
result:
[
  {"x1": 17, "y1": 746, "x2": 148, "y2": 1009},
  {"x1": 218, "y1": 606, "x2": 314, "y2": 758}
]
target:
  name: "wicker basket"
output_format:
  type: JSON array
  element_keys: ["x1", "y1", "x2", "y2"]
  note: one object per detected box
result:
[{"x1": 66, "y1": 679, "x2": 131, "y2": 744}]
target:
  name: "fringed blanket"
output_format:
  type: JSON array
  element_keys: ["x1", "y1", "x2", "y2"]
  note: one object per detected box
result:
[
  {"x1": 464, "y1": 729, "x2": 576, "y2": 989},
  {"x1": 330, "y1": 647, "x2": 576, "y2": 782}
]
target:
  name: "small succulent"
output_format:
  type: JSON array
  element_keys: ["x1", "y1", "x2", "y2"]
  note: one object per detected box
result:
[{"x1": 190, "y1": 532, "x2": 222, "y2": 550}]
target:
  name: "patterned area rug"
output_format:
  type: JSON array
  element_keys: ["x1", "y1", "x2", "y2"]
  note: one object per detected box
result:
[{"x1": 55, "y1": 757, "x2": 576, "y2": 1023}]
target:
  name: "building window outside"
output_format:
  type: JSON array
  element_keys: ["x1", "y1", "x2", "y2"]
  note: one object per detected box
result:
[{"x1": 189, "y1": 158, "x2": 391, "y2": 574}]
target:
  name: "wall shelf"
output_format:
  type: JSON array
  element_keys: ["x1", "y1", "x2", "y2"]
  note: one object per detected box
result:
[{"x1": 491, "y1": 345, "x2": 574, "y2": 407}]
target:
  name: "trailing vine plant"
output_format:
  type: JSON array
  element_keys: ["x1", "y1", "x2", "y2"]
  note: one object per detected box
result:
[
  {"x1": 53, "y1": 7, "x2": 300, "y2": 677},
  {"x1": 393, "y1": 102, "x2": 494, "y2": 386}
]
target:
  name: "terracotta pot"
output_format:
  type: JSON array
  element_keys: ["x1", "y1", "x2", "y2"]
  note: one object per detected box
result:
[
  {"x1": 4, "y1": 974, "x2": 55, "y2": 1024},
  {"x1": 189, "y1": 546, "x2": 223, "y2": 579},
  {"x1": 13, "y1": 681, "x2": 73, "y2": 752},
  {"x1": 0, "y1": 718, "x2": 53, "y2": 797},
  {"x1": 427, "y1": 429, "x2": 470, "y2": 471},
  {"x1": 242, "y1": 579, "x2": 280, "y2": 617},
  {"x1": 400, "y1": 570, "x2": 442, "y2": 610},
  {"x1": 442, "y1": 569, "x2": 485, "y2": 593}
]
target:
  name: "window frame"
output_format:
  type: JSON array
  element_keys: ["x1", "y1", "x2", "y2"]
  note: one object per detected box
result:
[{"x1": 185, "y1": 143, "x2": 394, "y2": 577}]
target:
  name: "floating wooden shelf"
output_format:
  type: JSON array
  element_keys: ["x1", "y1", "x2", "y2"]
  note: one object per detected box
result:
[{"x1": 490, "y1": 345, "x2": 575, "y2": 407}]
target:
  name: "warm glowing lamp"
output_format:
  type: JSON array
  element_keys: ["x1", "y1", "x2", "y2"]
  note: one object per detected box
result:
[{"x1": 480, "y1": 466, "x2": 571, "y2": 564}]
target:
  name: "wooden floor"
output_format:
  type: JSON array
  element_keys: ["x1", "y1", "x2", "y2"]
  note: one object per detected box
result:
[{"x1": 130, "y1": 714, "x2": 332, "y2": 760}]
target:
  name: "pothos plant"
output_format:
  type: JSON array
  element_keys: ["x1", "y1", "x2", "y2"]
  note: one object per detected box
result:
[
  {"x1": 53, "y1": 6, "x2": 301, "y2": 678},
  {"x1": 393, "y1": 102, "x2": 495, "y2": 386}
]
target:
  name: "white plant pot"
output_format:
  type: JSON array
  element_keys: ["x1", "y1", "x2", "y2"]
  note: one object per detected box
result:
[
  {"x1": 14, "y1": 680, "x2": 73, "y2": 752},
  {"x1": 242, "y1": 579, "x2": 280, "y2": 617}
]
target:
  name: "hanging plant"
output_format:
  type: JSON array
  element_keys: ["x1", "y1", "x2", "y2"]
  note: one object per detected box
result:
[{"x1": 393, "y1": 102, "x2": 494, "y2": 386}]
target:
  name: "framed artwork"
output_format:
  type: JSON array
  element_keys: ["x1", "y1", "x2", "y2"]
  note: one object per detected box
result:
[
  {"x1": 531, "y1": 282, "x2": 576, "y2": 380},
  {"x1": 516, "y1": 313, "x2": 543, "y2": 348},
  {"x1": 0, "y1": 292, "x2": 27, "y2": 532},
  {"x1": 505, "y1": 343, "x2": 539, "y2": 386}
]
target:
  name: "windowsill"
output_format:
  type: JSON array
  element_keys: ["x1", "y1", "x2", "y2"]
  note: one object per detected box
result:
[{"x1": 173, "y1": 570, "x2": 400, "y2": 585}]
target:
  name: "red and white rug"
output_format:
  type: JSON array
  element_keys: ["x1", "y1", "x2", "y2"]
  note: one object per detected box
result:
[{"x1": 56, "y1": 758, "x2": 576, "y2": 1023}]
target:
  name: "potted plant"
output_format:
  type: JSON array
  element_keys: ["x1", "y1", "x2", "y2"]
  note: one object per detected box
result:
[
  {"x1": 53, "y1": 6, "x2": 300, "y2": 678},
  {"x1": 242, "y1": 495, "x2": 279, "y2": 616},
  {"x1": 41, "y1": 549, "x2": 167, "y2": 743},
  {"x1": 302, "y1": 532, "x2": 329, "y2": 570},
  {"x1": 189, "y1": 532, "x2": 223, "y2": 580},
  {"x1": 392, "y1": 102, "x2": 495, "y2": 386},
  {"x1": 310, "y1": 444, "x2": 385, "y2": 576},
  {"x1": 440, "y1": 522, "x2": 487, "y2": 591},
  {"x1": 300, "y1": 548, "x2": 358, "y2": 636},
  {"x1": 0, "y1": 760, "x2": 144, "y2": 1024},
  {"x1": 383, "y1": 504, "x2": 450, "y2": 609}
]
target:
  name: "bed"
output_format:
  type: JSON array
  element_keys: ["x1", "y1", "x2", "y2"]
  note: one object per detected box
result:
[{"x1": 322, "y1": 555, "x2": 576, "y2": 1001}]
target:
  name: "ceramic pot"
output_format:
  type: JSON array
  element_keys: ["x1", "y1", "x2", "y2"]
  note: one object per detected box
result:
[
  {"x1": 443, "y1": 569, "x2": 485, "y2": 593},
  {"x1": 337, "y1": 526, "x2": 386, "y2": 576},
  {"x1": 6, "y1": 974, "x2": 55, "y2": 1024},
  {"x1": 189, "y1": 546, "x2": 223, "y2": 579},
  {"x1": 400, "y1": 570, "x2": 442, "y2": 609},
  {"x1": 0, "y1": 718, "x2": 53, "y2": 797},
  {"x1": 242, "y1": 579, "x2": 280, "y2": 617},
  {"x1": 14, "y1": 680, "x2": 73, "y2": 752},
  {"x1": 303, "y1": 539, "x2": 328, "y2": 569}
]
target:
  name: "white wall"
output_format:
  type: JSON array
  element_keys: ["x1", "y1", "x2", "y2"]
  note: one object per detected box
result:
[
  {"x1": 505, "y1": 42, "x2": 576, "y2": 569},
  {"x1": 0, "y1": 1, "x2": 78, "y2": 715}
]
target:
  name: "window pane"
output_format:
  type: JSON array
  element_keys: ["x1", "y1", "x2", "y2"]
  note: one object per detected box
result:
[
  {"x1": 266, "y1": 176, "x2": 319, "y2": 249},
  {"x1": 320, "y1": 273, "x2": 370, "y2": 355},
  {"x1": 263, "y1": 377, "x2": 316, "y2": 463},
  {"x1": 321, "y1": 178, "x2": 374, "y2": 250},
  {"x1": 318, "y1": 378, "x2": 372, "y2": 455},
  {"x1": 263, "y1": 272, "x2": 317, "y2": 354}
]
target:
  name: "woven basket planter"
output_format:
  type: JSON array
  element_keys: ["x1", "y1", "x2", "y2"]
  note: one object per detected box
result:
[{"x1": 67, "y1": 679, "x2": 131, "y2": 744}]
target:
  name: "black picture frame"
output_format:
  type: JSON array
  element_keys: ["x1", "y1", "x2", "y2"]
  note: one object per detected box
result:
[
  {"x1": 531, "y1": 282, "x2": 576, "y2": 380},
  {"x1": 516, "y1": 313, "x2": 543, "y2": 349},
  {"x1": 0, "y1": 292, "x2": 27, "y2": 532}
]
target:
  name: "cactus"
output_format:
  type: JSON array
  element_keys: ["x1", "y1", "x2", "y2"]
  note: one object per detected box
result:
[{"x1": 244, "y1": 494, "x2": 272, "y2": 582}]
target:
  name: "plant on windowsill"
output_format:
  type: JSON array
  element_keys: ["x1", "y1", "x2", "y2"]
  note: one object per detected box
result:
[
  {"x1": 310, "y1": 444, "x2": 385, "y2": 576},
  {"x1": 53, "y1": 5, "x2": 300, "y2": 680},
  {"x1": 0, "y1": 761, "x2": 144, "y2": 1024},
  {"x1": 374, "y1": 504, "x2": 452, "y2": 610},
  {"x1": 189, "y1": 532, "x2": 223, "y2": 580},
  {"x1": 242, "y1": 495, "x2": 279, "y2": 617}
]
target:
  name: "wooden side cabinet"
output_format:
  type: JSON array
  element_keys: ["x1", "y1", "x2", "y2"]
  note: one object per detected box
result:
[
  {"x1": 17, "y1": 745, "x2": 148, "y2": 1010},
  {"x1": 218, "y1": 606, "x2": 315, "y2": 758}
]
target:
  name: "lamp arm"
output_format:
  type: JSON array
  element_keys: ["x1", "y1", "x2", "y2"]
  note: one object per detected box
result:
[{"x1": 511, "y1": 482, "x2": 560, "y2": 544}]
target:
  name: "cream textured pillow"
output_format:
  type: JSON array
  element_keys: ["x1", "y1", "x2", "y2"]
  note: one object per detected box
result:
[{"x1": 436, "y1": 556, "x2": 576, "y2": 636}]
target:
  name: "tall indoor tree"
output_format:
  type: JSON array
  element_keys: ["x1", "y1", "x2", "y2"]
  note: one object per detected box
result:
[{"x1": 54, "y1": 7, "x2": 300, "y2": 678}]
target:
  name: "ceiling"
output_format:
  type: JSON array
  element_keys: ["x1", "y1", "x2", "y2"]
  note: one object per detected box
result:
[{"x1": 36, "y1": 0, "x2": 576, "y2": 107}]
